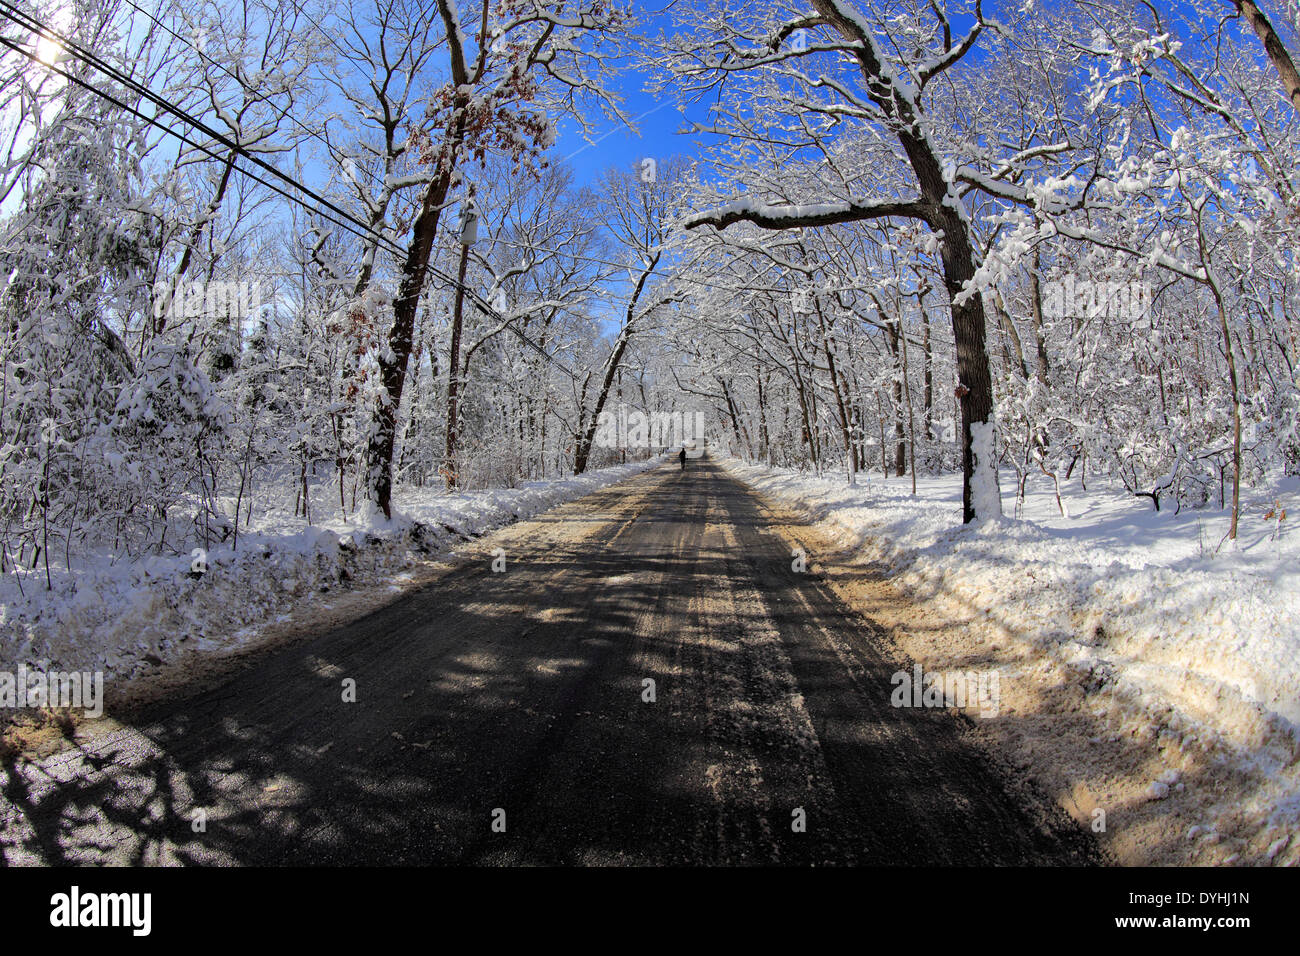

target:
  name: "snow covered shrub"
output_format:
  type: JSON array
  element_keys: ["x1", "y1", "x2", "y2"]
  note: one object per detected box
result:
[
  {"x1": 0, "y1": 85, "x2": 155, "y2": 579},
  {"x1": 110, "y1": 339, "x2": 232, "y2": 555}
]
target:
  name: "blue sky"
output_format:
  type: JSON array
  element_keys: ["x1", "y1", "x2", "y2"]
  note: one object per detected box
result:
[
  {"x1": 551, "y1": 2, "x2": 713, "y2": 186},
  {"x1": 555, "y1": 87, "x2": 701, "y2": 186}
]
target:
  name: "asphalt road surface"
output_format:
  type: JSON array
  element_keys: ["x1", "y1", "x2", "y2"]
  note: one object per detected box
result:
[{"x1": 1, "y1": 458, "x2": 1100, "y2": 865}]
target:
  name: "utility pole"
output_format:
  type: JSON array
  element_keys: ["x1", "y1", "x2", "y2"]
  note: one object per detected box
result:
[{"x1": 444, "y1": 185, "x2": 477, "y2": 490}]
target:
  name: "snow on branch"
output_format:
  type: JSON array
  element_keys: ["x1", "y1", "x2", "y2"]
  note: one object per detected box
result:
[
  {"x1": 682, "y1": 196, "x2": 931, "y2": 231},
  {"x1": 916, "y1": 10, "x2": 984, "y2": 87}
]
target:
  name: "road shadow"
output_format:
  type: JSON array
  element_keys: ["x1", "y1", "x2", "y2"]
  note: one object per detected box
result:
[{"x1": 1, "y1": 460, "x2": 1104, "y2": 866}]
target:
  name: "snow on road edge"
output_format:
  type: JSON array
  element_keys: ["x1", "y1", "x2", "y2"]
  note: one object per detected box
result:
[
  {"x1": 723, "y1": 456, "x2": 1300, "y2": 861},
  {"x1": 724, "y1": 457, "x2": 1298, "y2": 753},
  {"x1": 0, "y1": 457, "x2": 665, "y2": 682}
]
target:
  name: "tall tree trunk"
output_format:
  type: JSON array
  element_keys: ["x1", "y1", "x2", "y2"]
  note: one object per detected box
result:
[
  {"x1": 572, "y1": 255, "x2": 658, "y2": 474},
  {"x1": 1233, "y1": 0, "x2": 1300, "y2": 113},
  {"x1": 900, "y1": 306, "x2": 918, "y2": 494},
  {"x1": 935, "y1": 208, "x2": 998, "y2": 522},
  {"x1": 922, "y1": 307, "x2": 933, "y2": 440},
  {"x1": 993, "y1": 289, "x2": 1029, "y2": 380},
  {"x1": 365, "y1": 124, "x2": 463, "y2": 516},
  {"x1": 444, "y1": 239, "x2": 471, "y2": 490},
  {"x1": 572, "y1": 327, "x2": 631, "y2": 475},
  {"x1": 885, "y1": 317, "x2": 907, "y2": 476},
  {"x1": 756, "y1": 364, "x2": 771, "y2": 462},
  {"x1": 1212, "y1": 294, "x2": 1243, "y2": 540},
  {"x1": 814, "y1": 300, "x2": 856, "y2": 482},
  {"x1": 1029, "y1": 251, "x2": 1051, "y2": 383},
  {"x1": 811, "y1": 0, "x2": 1000, "y2": 521}
]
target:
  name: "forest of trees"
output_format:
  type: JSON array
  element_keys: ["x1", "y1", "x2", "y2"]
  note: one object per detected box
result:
[{"x1": 2, "y1": 0, "x2": 1298, "y2": 584}]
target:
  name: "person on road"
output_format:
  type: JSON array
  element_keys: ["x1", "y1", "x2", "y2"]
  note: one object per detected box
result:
[{"x1": 679, "y1": 447, "x2": 686, "y2": 471}]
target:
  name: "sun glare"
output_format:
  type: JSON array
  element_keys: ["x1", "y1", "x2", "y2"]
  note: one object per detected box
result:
[{"x1": 35, "y1": 33, "x2": 64, "y2": 66}]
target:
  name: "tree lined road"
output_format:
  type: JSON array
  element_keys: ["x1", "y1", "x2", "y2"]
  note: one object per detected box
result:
[{"x1": 2, "y1": 459, "x2": 1099, "y2": 865}]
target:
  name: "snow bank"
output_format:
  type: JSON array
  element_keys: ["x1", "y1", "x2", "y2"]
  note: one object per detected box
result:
[
  {"x1": 0, "y1": 458, "x2": 662, "y2": 682},
  {"x1": 724, "y1": 458, "x2": 1300, "y2": 764}
]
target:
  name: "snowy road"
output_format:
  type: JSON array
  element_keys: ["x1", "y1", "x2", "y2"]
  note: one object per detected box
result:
[{"x1": 1, "y1": 459, "x2": 1100, "y2": 865}]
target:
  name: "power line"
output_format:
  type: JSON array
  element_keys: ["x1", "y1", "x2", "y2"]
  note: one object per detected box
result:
[
  {"x1": 102, "y1": 2, "x2": 588, "y2": 377},
  {"x1": 114, "y1": 0, "x2": 822, "y2": 306},
  {"x1": 8, "y1": 7, "x2": 875, "y2": 379},
  {"x1": 0, "y1": 0, "x2": 407, "y2": 259},
  {"x1": 2, "y1": 11, "x2": 582, "y2": 378},
  {"x1": 116, "y1": 0, "x2": 341, "y2": 166},
  {"x1": 22, "y1": 3, "x2": 896, "y2": 336},
  {"x1": 0, "y1": 32, "x2": 398, "y2": 259}
]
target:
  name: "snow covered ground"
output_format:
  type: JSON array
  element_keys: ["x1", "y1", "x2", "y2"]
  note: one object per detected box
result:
[
  {"x1": 725, "y1": 457, "x2": 1300, "y2": 864},
  {"x1": 0, "y1": 457, "x2": 664, "y2": 683}
]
